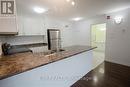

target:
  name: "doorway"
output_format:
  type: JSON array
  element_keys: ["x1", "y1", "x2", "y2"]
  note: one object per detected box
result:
[{"x1": 91, "y1": 23, "x2": 106, "y2": 69}]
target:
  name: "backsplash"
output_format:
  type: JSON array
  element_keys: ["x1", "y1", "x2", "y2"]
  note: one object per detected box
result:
[
  {"x1": 0, "y1": 35, "x2": 48, "y2": 54},
  {"x1": 3, "y1": 35, "x2": 46, "y2": 45}
]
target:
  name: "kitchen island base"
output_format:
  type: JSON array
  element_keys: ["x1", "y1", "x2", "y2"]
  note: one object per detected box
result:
[{"x1": 0, "y1": 50, "x2": 93, "y2": 87}]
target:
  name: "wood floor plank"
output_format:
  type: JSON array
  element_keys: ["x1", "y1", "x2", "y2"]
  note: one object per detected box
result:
[{"x1": 71, "y1": 61, "x2": 130, "y2": 87}]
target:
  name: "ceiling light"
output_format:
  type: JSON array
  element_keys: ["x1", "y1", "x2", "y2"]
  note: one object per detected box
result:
[
  {"x1": 33, "y1": 7, "x2": 47, "y2": 14},
  {"x1": 72, "y1": 17, "x2": 83, "y2": 21},
  {"x1": 71, "y1": 1, "x2": 75, "y2": 6},
  {"x1": 66, "y1": 0, "x2": 70, "y2": 2}
]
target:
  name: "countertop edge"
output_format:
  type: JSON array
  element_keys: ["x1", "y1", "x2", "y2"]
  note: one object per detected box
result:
[{"x1": 0, "y1": 46, "x2": 96, "y2": 80}]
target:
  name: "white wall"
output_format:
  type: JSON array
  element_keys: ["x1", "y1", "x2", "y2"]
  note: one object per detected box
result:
[
  {"x1": 70, "y1": 21, "x2": 91, "y2": 46},
  {"x1": 71, "y1": 8, "x2": 130, "y2": 66},
  {"x1": 105, "y1": 8, "x2": 130, "y2": 66},
  {"x1": 71, "y1": 15, "x2": 106, "y2": 46}
]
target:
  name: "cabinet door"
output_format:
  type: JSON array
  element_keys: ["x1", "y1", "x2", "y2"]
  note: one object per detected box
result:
[
  {"x1": 17, "y1": 16, "x2": 24, "y2": 35},
  {"x1": 45, "y1": 18, "x2": 63, "y2": 29},
  {"x1": 22, "y1": 17, "x2": 45, "y2": 35},
  {"x1": 0, "y1": 17, "x2": 18, "y2": 34},
  {"x1": 0, "y1": 0, "x2": 18, "y2": 34}
]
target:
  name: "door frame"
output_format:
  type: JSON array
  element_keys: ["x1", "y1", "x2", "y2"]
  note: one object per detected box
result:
[{"x1": 90, "y1": 23, "x2": 107, "y2": 54}]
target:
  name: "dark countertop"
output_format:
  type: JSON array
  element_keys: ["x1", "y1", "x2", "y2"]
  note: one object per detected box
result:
[{"x1": 0, "y1": 45, "x2": 96, "y2": 80}]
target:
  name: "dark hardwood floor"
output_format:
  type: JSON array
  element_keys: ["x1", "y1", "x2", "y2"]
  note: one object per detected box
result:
[{"x1": 71, "y1": 61, "x2": 130, "y2": 87}]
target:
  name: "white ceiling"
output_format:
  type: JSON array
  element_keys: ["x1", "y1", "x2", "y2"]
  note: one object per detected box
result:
[{"x1": 16, "y1": 0, "x2": 130, "y2": 21}]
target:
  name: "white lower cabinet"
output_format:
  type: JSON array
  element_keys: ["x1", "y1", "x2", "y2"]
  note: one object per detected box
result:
[{"x1": 0, "y1": 51, "x2": 93, "y2": 87}]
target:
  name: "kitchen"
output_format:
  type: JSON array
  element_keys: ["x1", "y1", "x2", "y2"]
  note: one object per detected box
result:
[{"x1": 0, "y1": 0, "x2": 130, "y2": 87}]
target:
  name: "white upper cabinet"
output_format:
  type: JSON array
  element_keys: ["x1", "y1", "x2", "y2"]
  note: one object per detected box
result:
[
  {"x1": 16, "y1": 11, "x2": 47, "y2": 35},
  {"x1": 0, "y1": 17, "x2": 18, "y2": 34},
  {"x1": 0, "y1": 0, "x2": 18, "y2": 35},
  {"x1": 17, "y1": 15, "x2": 65, "y2": 36},
  {"x1": 45, "y1": 18, "x2": 64, "y2": 29},
  {"x1": 19, "y1": 16, "x2": 46, "y2": 35}
]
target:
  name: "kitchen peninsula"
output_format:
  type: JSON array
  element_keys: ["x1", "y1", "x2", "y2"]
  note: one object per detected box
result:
[{"x1": 0, "y1": 45, "x2": 96, "y2": 87}]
